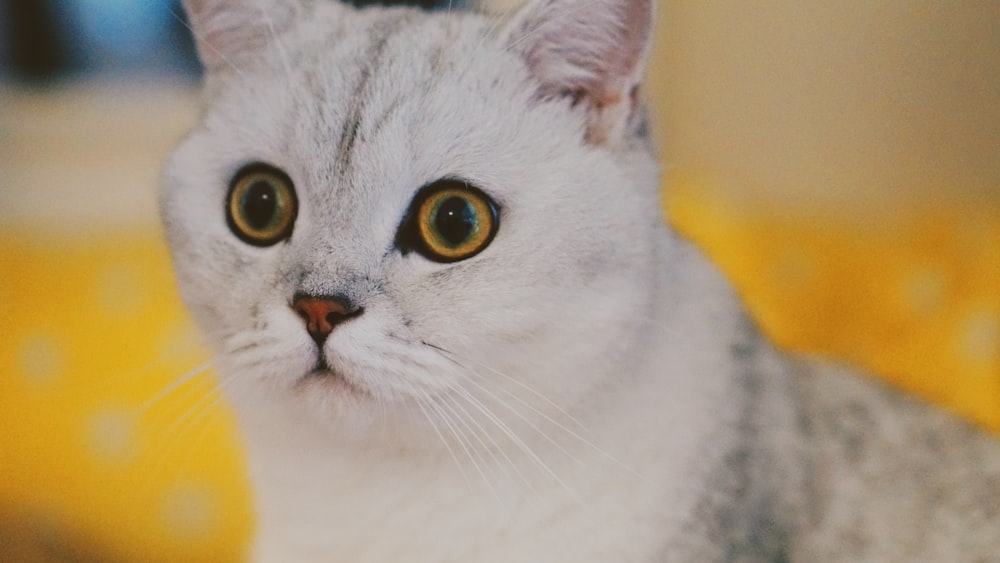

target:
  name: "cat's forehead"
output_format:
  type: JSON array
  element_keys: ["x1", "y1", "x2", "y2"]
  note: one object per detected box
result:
[
  {"x1": 232, "y1": 7, "x2": 524, "y2": 183},
  {"x1": 289, "y1": 7, "x2": 503, "y2": 112}
]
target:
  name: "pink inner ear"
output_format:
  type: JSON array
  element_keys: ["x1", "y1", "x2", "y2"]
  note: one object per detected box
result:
[
  {"x1": 184, "y1": 0, "x2": 298, "y2": 70},
  {"x1": 516, "y1": 0, "x2": 652, "y2": 102},
  {"x1": 511, "y1": 0, "x2": 653, "y2": 144}
]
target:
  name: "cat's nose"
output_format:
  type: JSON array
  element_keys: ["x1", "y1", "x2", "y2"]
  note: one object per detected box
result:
[{"x1": 291, "y1": 295, "x2": 362, "y2": 347}]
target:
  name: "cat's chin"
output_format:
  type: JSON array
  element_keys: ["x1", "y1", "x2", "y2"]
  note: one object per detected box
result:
[
  {"x1": 297, "y1": 367, "x2": 372, "y2": 400},
  {"x1": 285, "y1": 369, "x2": 441, "y2": 448}
]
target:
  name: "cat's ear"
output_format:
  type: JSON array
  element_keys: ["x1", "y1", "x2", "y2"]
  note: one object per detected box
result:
[
  {"x1": 505, "y1": 0, "x2": 654, "y2": 145},
  {"x1": 182, "y1": 0, "x2": 300, "y2": 71}
]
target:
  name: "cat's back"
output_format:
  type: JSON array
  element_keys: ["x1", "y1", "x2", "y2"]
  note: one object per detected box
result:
[
  {"x1": 790, "y1": 361, "x2": 1000, "y2": 561},
  {"x1": 666, "y1": 328, "x2": 1000, "y2": 562}
]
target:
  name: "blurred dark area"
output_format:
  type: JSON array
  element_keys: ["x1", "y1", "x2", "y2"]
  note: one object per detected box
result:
[
  {"x1": 0, "y1": 0, "x2": 465, "y2": 84},
  {"x1": 1, "y1": 1, "x2": 69, "y2": 81},
  {"x1": 0, "y1": 0, "x2": 199, "y2": 83}
]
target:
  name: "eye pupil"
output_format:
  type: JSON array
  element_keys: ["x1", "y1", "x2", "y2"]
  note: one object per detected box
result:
[
  {"x1": 402, "y1": 180, "x2": 499, "y2": 263},
  {"x1": 434, "y1": 196, "x2": 477, "y2": 246},
  {"x1": 242, "y1": 181, "x2": 278, "y2": 230},
  {"x1": 226, "y1": 164, "x2": 298, "y2": 247}
]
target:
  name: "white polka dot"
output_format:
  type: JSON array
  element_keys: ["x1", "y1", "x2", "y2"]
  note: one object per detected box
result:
[
  {"x1": 98, "y1": 263, "x2": 147, "y2": 316},
  {"x1": 959, "y1": 310, "x2": 999, "y2": 366},
  {"x1": 162, "y1": 484, "x2": 218, "y2": 541},
  {"x1": 158, "y1": 324, "x2": 205, "y2": 360},
  {"x1": 19, "y1": 335, "x2": 63, "y2": 385},
  {"x1": 904, "y1": 269, "x2": 945, "y2": 314},
  {"x1": 86, "y1": 407, "x2": 137, "y2": 464}
]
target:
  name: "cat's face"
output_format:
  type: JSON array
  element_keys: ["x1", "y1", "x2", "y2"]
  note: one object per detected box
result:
[{"x1": 161, "y1": 0, "x2": 660, "y2": 444}]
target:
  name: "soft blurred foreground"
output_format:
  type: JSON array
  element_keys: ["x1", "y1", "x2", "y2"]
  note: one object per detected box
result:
[
  {"x1": 1, "y1": 83, "x2": 253, "y2": 562},
  {"x1": 1, "y1": 1, "x2": 998, "y2": 561}
]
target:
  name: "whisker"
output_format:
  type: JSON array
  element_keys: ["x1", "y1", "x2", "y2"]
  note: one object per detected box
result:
[
  {"x1": 444, "y1": 379, "x2": 584, "y2": 506},
  {"x1": 80, "y1": 333, "x2": 205, "y2": 405},
  {"x1": 256, "y1": 0, "x2": 295, "y2": 84},
  {"x1": 439, "y1": 389, "x2": 531, "y2": 489},
  {"x1": 222, "y1": 330, "x2": 291, "y2": 356},
  {"x1": 464, "y1": 366, "x2": 642, "y2": 479},
  {"x1": 137, "y1": 359, "x2": 215, "y2": 416},
  {"x1": 399, "y1": 368, "x2": 501, "y2": 496},
  {"x1": 437, "y1": 391, "x2": 508, "y2": 488},
  {"x1": 421, "y1": 343, "x2": 585, "y2": 494},
  {"x1": 172, "y1": 391, "x2": 229, "y2": 474},
  {"x1": 469, "y1": 8, "x2": 511, "y2": 61},
  {"x1": 431, "y1": 342, "x2": 643, "y2": 478},
  {"x1": 155, "y1": 0, "x2": 248, "y2": 76},
  {"x1": 409, "y1": 389, "x2": 475, "y2": 491},
  {"x1": 156, "y1": 375, "x2": 229, "y2": 449},
  {"x1": 420, "y1": 386, "x2": 500, "y2": 500},
  {"x1": 451, "y1": 369, "x2": 589, "y2": 469},
  {"x1": 468, "y1": 388, "x2": 584, "y2": 505},
  {"x1": 504, "y1": 0, "x2": 605, "y2": 55},
  {"x1": 142, "y1": 373, "x2": 231, "y2": 494},
  {"x1": 426, "y1": 342, "x2": 589, "y2": 433}
]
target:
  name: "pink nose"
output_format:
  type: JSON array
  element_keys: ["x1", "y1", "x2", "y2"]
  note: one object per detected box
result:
[{"x1": 292, "y1": 296, "x2": 360, "y2": 346}]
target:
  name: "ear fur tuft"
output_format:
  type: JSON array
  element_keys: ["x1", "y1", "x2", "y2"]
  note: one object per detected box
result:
[
  {"x1": 183, "y1": 0, "x2": 299, "y2": 71},
  {"x1": 506, "y1": 0, "x2": 654, "y2": 145}
]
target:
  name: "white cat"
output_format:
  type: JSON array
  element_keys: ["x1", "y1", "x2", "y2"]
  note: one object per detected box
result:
[{"x1": 160, "y1": 0, "x2": 1000, "y2": 560}]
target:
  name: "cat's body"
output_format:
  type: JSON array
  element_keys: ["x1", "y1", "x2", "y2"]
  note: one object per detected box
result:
[{"x1": 161, "y1": 0, "x2": 1000, "y2": 561}]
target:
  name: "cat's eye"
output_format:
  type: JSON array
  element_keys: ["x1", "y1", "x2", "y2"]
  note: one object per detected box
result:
[
  {"x1": 226, "y1": 164, "x2": 298, "y2": 247},
  {"x1": 401, "y1": 180, "x2": 499, "y2": 263}
]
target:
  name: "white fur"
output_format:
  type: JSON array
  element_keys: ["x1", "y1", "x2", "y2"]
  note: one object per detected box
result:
[{"x1": 161, "y1": 1, "x2": 1000, "y2": 561}]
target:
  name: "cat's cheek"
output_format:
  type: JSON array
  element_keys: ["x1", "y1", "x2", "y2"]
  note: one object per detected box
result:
[
  {"x1": 204, "y1": 305, "x2": 314, "y2": 398},
  {"x1": 261, "y1": 307, "x2": 319, "y2": 371},
  {"x1": 322, "y1": 315, "x2": 393, "y2": 377}
]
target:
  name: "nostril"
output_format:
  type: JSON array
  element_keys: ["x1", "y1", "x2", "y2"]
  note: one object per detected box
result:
[
  {"x1": 326, "y1": 307, "x2": 364, "y2": 327},
  {"x1": 291, "y1": 295, "x2": 363, "y2": 346}
]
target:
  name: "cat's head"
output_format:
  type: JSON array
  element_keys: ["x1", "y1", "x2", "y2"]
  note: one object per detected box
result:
[{"x1": 161, "y1": 0, "x2": 662, "y2": 446}]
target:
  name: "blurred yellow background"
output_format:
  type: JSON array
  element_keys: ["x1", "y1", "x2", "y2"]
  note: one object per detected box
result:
[{"x1": 1, "y1": 2, "x2": 998, "y2": 561}]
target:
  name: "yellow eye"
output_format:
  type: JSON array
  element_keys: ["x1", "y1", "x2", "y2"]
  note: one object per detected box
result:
[
  {"x1": 226, "y1": 164, "x2": 298, "y2": 247},
  {"x1": 413, "y1": 181, "x2": 499, "y2": 262}
]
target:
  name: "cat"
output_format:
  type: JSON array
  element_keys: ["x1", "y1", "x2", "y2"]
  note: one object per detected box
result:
[{"x1": 159, "y1": 0, "x2": 1000, "y2": 560}]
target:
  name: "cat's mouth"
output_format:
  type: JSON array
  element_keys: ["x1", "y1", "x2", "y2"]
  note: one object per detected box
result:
[
  {"x1": 307, "y1": 356, "x2": 341, "y2": 380},
  {"x1": 301, "y1": 357, "x2": 368, "y2": 397},
  {"x1": 312, "y1": 355, "x2": 333, "y2": 374}
]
